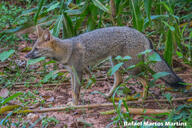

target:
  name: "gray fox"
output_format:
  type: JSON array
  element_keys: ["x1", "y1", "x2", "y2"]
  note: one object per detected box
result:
[{"x1": 26, "y1": 26, "x2": 186, "y2": 105}]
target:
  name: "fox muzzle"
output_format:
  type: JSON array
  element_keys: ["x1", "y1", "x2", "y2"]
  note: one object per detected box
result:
[{"x1": 25, "y1": 49, "x2": 39, "y2": 59}]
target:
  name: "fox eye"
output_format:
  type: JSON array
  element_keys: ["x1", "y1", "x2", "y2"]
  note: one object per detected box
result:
[{"x1": 34, "y1": 48, "x2": 38, "y2": 51}]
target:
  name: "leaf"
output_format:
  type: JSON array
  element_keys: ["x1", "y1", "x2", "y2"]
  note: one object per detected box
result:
[
  {"x1": 160, "y1": 1, "x2": 173, "y2": 14},
  {"x1": 90, "y1": 91, "x2": 105, "y2": 96},
  {"x1": 126, "y1": 65, "x2": 136, "y2": 70},
  {"x1": 176, "y1": 51, "x2": 183, "y2": 58},
  {"x1": 62, "y1": 13, "x2": 74, "y2": 38},
  {"x1": 21, "y1": 47, "x2": 32, "y2": 52},
  {"x1": 46, "y1": 2, "x2": 59, "y2": 12},
  {"x1": 163, "y1": 93, "x2": 172, "y2": 102},
  {"x1": 27, "y1": 57, "x2": 45, "y2": 66},
  {"x1": 115, "y1": 56, "x2": 123, "y2": 61},
  {"x1": 34, "y1": 0, "x2": 45, "y2": 24},
  {"x1": 137, "y1": 49, "x2": 152, "y2": 56},
  {"x1": 65, "y1": 2, "x2": 87, "y2": 16},
  {"x1": 162, "y1": 21, "x2": 175, "y2": 31},
  {"x1": 189, "y1": 31, "x2": 192, "y2": 38},
  {"x1": 1, "y1": 92, "x2": 23, "y2": 106},
  {"x1": 164, "y1": 30, "x2": 173, "y2": 66},
  {"x1": 65, "y1": 9, "x2": 82, "y2": 15},
  {"x1": 148, "y1": 52, "x2": 162, "y2": 62},
  {"x1": 92, "y1": 0, "x2": 110, "y2": 13},
  {"x1": 52, "y1": 15, "x2": 63, "y2": 37},
  {"x1": 0, "y1": 105, "x2": 20, "y2": 114},
  {"x1": 0, "y1": 50, "x2": 15, "y2": 62},
  {"x1": 152, "y1": 72, "x2": 170, "y2": 81},
  {"x1": 144, "y1": 0, "x2": 152, "y2": 23},
  {"x1": 110, "y1": 62, "x2": 123, "y2": 76},
  {"x1": 187, "y1": 98, "x2": 192, "y2": 102},
  {"x1": 42, "y1": 70, "x2": 57, "y2": 83},
  {"x1": 21, "y1": 7, "x2": 37, "y2": 16},
  {"x1": 123, "y1": 56, "x2": 132, "y2": 61},
  {"x1": 86, "y1": 75, "x2": 96, "y2": 89},
  {"x1": 129, "y1": 0, "x2": 144, "y2": 31},
  {"x1": 0, "y1": 88, "x2": 9, "y2": 98}
]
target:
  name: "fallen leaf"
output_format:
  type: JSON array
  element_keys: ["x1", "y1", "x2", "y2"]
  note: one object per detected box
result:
[
  {"x1": 27, "y1": 113, "x2": 39, "y2": 122},
  {"x1": 47, "y1": 96, "x2": 55, "y2": 102},
  {"x1": 21, "y1": 47, "x2": 32, "y2": 52},
  {"x1": 0, "y1": 88, "x2": 9, "y2": 98},
  {"x1": 187, "y1": 98, "x2": 192, "y2": 102}
]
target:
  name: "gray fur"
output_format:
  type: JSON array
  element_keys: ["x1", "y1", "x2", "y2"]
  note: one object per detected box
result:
[{"x1": 26, "y1": 26, "x2": 186, "y2": 105}]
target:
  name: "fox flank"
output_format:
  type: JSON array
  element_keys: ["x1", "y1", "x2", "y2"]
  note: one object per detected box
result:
[{"x1": 26, "y1": 26, "x2": 186, "y2": 105}]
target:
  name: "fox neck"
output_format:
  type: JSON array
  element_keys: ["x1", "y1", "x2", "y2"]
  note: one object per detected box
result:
[{"x1": 51, "y1": 38, "x2": 73, "y2": 64}]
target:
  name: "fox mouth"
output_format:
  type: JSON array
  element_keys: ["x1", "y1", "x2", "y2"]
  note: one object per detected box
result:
[
  {"x1": 25, "y1": 50, "x2": 47, "y2": 59},
  {"x1": 25, "y1": 51, "x2": 42, "y2": 59},
  {"x1": 25, "y1": 54, "x2": 41, "y2": 59}
]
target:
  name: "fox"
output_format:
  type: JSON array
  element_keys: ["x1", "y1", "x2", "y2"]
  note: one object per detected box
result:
[{"x1": 25, "y1": 26, "x2": 186, "y2": 105}]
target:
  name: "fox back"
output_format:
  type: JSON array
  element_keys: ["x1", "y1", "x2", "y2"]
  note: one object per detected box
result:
[{"x1": 72, "y1": 27, "x2": 151, "y2": 66}]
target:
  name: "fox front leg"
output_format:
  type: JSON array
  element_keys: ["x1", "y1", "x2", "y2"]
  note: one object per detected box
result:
[
  {"x1": 70, "y1": 67, "x2": 82, "y2": 105},
  {"x1": 105, "y1": 57, "x2": 123, "y2": 98},
  {"x1": 64, "y1": 66, "x2": 82, "y2": 105}
]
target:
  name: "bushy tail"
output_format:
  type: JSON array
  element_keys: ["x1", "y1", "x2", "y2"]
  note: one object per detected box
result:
[{"x1": 148, "y1": 50, "x2": 186, "y2": 88}]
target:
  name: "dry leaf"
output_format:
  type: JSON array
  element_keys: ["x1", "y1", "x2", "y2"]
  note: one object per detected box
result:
[
  {"x1": 187, "y1": 98, "x2": 192, "y2": 102},
  {"x1": 0, "y1": 88, "x2": 9, "y2": 98}
]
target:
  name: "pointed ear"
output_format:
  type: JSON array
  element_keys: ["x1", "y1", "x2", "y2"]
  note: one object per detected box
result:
[
  {"x1": 36, "y1": 25, "x2": 44, "y2": 37},
  {"x1": 42, "y1": 29, "x2": 53, "y2": 41}
]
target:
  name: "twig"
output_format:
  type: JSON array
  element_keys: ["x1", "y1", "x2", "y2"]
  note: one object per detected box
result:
[
  {"x1": 173, "y1": 57, "x2": 192, "y2": 71},
  {"x1": 14, "y1": 97, "x2": 192, "y2": 114},
  {"x1": 100, "y1": 108, "x2": 170, "y2": 115},
  {"x1": 177, "y1": 74, "x2": 192, "y2": 77},
  {"x1": 0, "y1": 63, "x2": 9, "y2": 68},
  {"x1": 14, "y1": 77, "x2": 112, "y2": 88},
  {"x1": 14, "y1": 83, "x2": 70, "y2": 88}
]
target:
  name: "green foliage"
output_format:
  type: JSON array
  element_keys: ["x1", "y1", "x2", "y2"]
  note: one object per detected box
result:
[
  {"x1": 27, "y1": 57, "x2": 45, "y2": 66},
  {"x1": 148, "y1": 52, "x2": 162, "y2": 62},
  {"x1": 42, "y1": 117, "x2": 59, "y2": 128},
  {"x1": 173, "y1": 104, "x2": 192, "y2": 126},
  {"x1": 0, "y1": 50, "x2": 15, "y2": 62},
  {"x1": 152, "y1": 72, "x2": 170, "y2": 81},
  {"x1": 130, "y1": 0, "x2": 144, "y2": 31},
  {"x1": 110, "y1": 62, "x2": 123, "y2": 76},
  {"x1": 0, "y1": 92, "x2": 23, "y2": 126},
  {"x1": 42, "y1": 70, "x2": 58, "y2": 83},
  {"x1": 164, "y1": 30, "x2": 174, "y2": 66},
  {"x1": 86, "y1": 75, "x2": 96, "y2": 89},
  {"x1": 0, "y1": 92, "x2": 23, "y2": 107},
  {"x1": 0, "y1": 2, "x2": 27, "y2": 30},
  {"x1": 3, "y1": 0, "x2": 192, "y2": 66}
]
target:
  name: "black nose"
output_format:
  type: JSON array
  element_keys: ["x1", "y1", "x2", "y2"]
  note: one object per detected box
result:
[{"x1": 25, "y1": 52, "x2": 32, "y2": 58}]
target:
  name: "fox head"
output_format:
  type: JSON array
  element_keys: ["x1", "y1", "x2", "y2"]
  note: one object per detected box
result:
[
  {"x1": 25, "y1": 26, "x2": 73, "y2": 63},
  {"x1": 25, "y1": 26, "x2": 55, "y2": 59}
]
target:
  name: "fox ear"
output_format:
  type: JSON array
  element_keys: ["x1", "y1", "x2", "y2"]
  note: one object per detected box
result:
[
  {"x1": 36, "y1": 25, "x2": 44, "y2": 37},
  {"x1": 43, "y1": 29, "x2": 53, "y2": 41}
]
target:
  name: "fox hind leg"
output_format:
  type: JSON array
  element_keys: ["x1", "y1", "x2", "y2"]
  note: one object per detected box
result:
[{"x1": 105, "y1": 57, "x2": 123, "y2": 98}]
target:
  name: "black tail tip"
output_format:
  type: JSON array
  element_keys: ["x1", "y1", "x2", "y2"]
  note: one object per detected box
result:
[{"x1": 168, "y1": 80, "x2": 186, "y2": 88}]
